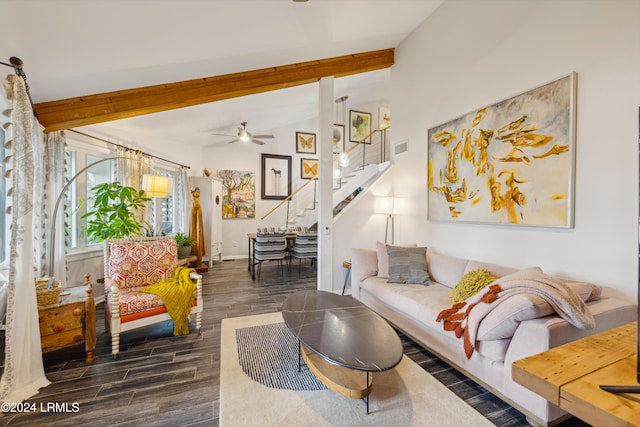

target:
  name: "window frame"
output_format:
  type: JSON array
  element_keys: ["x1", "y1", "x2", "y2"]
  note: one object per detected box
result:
[
  {"x1": 64, "y1": 137, "x2": 115, "y2": 255},
  {"x1": 63, "y1": 135, "x2": 182, "y2": 254}
]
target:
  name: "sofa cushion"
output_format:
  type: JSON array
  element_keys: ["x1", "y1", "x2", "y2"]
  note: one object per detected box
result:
[
  {"x1": 476, "y1": 293, "x2": 555, "y2": 341},
  {"x1": 387, "y1": 246, "x2": 430, "y2": 285},
  {"x1": 352, "y1": 248, "x2": 378, "y2": 281},
  {"x1": 475, "y1": 338, "x2": 511, "y2": 362},
  {"x1": 449, "y1": 268, "x2": 496, "y2": 304},
  {"x1": 474, "y1": 267, "x2": 602, "y2": 341},
  {"x1": 427, "y1": 252, "x2": 469, "y2": 288},
  {"x1": 376, "y1": 241, "x2": 417, "y2": 278},
  {"x1": 360, "y1": 276, "x2": 451, "y2": 328}
]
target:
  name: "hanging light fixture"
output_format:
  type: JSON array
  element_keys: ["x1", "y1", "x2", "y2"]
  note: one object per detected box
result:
[
  {"x1": 333, "y1": 95, "x2": 348, "y2": 145},
  {"x1": 338, "y1": 152, "x2": 350, "y2": 168}
]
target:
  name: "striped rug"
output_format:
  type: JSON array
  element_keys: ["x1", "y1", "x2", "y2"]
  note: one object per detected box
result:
[{"x1": 235, "y1": 322, "x2": 326, "y2": 391}]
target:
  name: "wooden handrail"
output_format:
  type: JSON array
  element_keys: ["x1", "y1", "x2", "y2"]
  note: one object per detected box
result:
[
  {"x1": 261, "y1": 177, "x2": 317, "y2": 220},
  {"x1": 344, "y1": 126, "x2": 390, "y2": 155}
]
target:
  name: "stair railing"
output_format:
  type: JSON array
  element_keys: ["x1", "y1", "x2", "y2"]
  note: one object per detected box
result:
[
  {"x1": 261, "y1": 177, "x2": 318, "y2": 225},
  {"x1": 341, "y1": 126, "x2": 390, "y2": 175},
  {"x1": 260, "y1": 126, "x2": 390, "y2": 227}
]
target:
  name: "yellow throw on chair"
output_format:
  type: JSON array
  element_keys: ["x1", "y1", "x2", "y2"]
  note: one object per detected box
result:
[{"x1": 140, "y1": 266, "x2": 197, "y2": 336}]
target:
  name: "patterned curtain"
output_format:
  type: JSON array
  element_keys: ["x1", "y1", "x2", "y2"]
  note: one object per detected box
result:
[
  {"x1": 0, "y1": 74, "x2": 50, "y2": 402},
  {"x1": 42, "y1": 131, "x2": 67, "y2": 282},
  {"x1": 114, "y1": 147, "x2": 153, "y2": 231},
  {"x1": 175, "y1": 167, "x2": 190, "y2": 233}
]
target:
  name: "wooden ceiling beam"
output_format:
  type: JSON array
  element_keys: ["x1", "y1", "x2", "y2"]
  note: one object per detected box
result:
[{"x1": 35, "y1": 48, "x2": 395, "y2": 132}]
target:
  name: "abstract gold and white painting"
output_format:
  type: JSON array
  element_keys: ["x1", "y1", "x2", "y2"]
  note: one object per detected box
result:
[{"x1": 427, "y1": 73, "x2": 576, "y2": 227}]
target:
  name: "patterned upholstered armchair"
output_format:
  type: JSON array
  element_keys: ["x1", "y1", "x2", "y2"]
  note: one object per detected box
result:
[{"x1": 103, "y1": 236, "x2": 203, "y2": 359}]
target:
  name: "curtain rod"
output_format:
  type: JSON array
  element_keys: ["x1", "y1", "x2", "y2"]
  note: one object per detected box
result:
[
  {"x1": 67, "y1": 129, "x2": 190, "y2": 169},
  {"x1": 1, "y1": 56, "x2": 38, "y2": 118}
]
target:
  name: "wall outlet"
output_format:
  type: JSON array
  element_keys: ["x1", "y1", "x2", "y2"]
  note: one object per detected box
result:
[{"x1": 233, "y1": 241, "x2": 238, "y2": 247}]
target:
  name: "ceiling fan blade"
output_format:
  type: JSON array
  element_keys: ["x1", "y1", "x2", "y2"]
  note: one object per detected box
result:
[
  {"x1": 211, "y1": 132, "x2": 236, "y2": 138},
  {"x1": 252, "y1": 134, "x2": 274, "y2": 139},
  {"x1": 251, "y1": 138, "x2": 266, "y2": 145}
]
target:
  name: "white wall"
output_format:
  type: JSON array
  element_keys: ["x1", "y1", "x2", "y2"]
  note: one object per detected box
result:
[
  {"x1": 387, "y1": 0, "x2": 640, "y2": 300},
  {"x1": 201, "y1": 117, "x2": 320, "y2": 258}
]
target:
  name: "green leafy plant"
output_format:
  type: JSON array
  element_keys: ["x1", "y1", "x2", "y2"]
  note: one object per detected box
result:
[
  {"x1": 174, "y1": 232, "x2": 197, "y2": 248},
  {"x1": 82, "y1": 181, "x2": 151, "y2": 242}
]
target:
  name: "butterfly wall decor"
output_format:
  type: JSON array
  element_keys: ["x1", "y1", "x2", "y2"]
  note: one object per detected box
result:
[
  {"x1": 299, "y1": 135, "x2": 313, "y2": 148},
  {"x1": 301, "y1": 158, "x2": 318, "y2": 179},
  {"x1": 296, "y1": 131, "x2": 316, "y2": 154}
]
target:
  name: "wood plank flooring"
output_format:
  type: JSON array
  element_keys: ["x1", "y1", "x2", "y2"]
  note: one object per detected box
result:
[{"x1": 2, "y1": 259, "x2": 587, "y2": 426}]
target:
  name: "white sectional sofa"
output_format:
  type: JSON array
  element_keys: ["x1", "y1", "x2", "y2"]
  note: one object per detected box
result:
[{"x1": 350, "y1": 245, "x2": 636, "y2": 426}]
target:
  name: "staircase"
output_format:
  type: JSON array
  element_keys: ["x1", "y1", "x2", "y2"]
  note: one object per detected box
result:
[
  {"x1": 263, "y1": 126, "x2": 391, "y2": 230},
  {"x1": 287, "y1": 161, "x2": 390, "y2": 229}
]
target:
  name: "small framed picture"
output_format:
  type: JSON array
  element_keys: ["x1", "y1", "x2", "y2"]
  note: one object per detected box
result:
[
  {"x1": 261, "y1": 153, "x2": 292, "y2": 200},
  {"x1": 333, "y1": 124, "x2": 345, "y2": 152},
  {"x1": 296, "y1": 131, "x2": 316, "y2": 154},
  {"x1": 300, "y1": 158, "x2": 318, "y2": 179},
  {"x1": 349, "y1": 110, "x2": 372, "y2": 144}
]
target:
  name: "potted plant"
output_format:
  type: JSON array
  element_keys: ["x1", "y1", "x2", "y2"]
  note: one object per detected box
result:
[
  {"x1": 83, "y1": 181, "x2": 151, "y2": 242},
  {"x1": 175, "y1": 232, "x2": 197, "y2": 258}
]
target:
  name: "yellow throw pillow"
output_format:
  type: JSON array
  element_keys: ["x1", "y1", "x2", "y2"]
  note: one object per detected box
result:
[{"x1": 449, "y1": 268, "x2": 496, "y2": 304}]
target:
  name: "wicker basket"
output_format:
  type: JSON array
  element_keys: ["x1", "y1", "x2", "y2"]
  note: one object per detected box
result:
[{"x1": 35, "y1": 279, "x2": 62, "y2": 306}]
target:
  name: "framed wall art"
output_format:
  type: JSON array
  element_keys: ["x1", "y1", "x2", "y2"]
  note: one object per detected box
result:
[
  {"x1": 427, "y1": 72, "x2": 577, "y2": 228},
  {"x1": 296, "y1": 131, "x2": 316, "y2": 154},
  {"x1": 349, "y1": 110, "x2": 372, "y2": 143},
  {"x1": 261, "y1": 153, "x2": 292, "y2": 200},
  {"x1": 217, "y1": 170, "x2": 255, "y2": 219},
  {"x1": 300, "y1": 158, "x2": 318, "y2": 179}
]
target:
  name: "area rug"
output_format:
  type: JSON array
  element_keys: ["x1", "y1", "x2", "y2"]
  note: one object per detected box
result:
[{"x1": 220, "y1": 312, "x2": 493, "y2": 426}]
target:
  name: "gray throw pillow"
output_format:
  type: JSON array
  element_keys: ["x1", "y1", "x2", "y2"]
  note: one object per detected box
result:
[{"x1": 386, "y1": 245, "x2": 431, "y2": 285}]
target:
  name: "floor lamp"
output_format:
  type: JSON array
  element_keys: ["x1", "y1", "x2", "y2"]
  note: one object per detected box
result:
[
  {"x1": 374, "y1": 197, "x2": 404, "y2": 244},
  {"x1": 48, "y1": 155, "x2": 171, "y2": 278}
]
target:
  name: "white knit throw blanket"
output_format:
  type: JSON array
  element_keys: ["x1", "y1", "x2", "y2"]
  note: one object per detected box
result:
[{"x1": 437, "y1": 268, "x2": 599, "y2": 359}]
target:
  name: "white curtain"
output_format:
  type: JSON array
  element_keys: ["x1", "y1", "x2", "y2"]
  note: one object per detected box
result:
[
  {"x1": 42, "y1": 131, "x2": 67, "y2": 282},
  {"x1": 0, "y1": 74, "x2": 50, "y2": 402},
  {"x1": 115, "y1": 147, "x2": 150, "y2": 188},
  {"x1": 176, "y1": 167, "x2": 190, "y2": 233},
  {"x1": 114, "y1": 147, "x2": 152, "y2": 231}
]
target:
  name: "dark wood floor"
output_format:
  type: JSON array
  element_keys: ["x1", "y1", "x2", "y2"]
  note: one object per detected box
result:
[{"x1": 2, "y1": 259, "x2": 587, "y2": 426}]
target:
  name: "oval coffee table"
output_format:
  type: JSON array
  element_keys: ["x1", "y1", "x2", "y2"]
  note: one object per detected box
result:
[{"x1": 282, "y1": 290, "x2": 403, "y2": 414}]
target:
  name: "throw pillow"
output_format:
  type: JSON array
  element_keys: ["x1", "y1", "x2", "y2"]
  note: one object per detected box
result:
[
  {"x1": 449, "y1": 268, "x2": 496, "y2": 304},
  {"x1": 376, "y1": 241, "x2": 417, "y2": 278},
  {"x1": 386, "y1": 246, "x2": 430, "y2": 285}
]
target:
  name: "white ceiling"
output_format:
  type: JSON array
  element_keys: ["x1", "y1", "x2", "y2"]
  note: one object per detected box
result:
[{"x1": 1, "y1": 0, "x2": 444, "y2": 147}]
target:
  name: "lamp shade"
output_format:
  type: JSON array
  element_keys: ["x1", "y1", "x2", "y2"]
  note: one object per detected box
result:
[
  {"x1": 142, "y1": 174, "x2": 172, "y2": 198},
  {"x1": 374, "y1": 197, "x2": 404, "y2": 215}
]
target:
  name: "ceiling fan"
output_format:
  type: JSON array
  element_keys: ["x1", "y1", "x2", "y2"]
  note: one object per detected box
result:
[{"x1": 211, "y1": 122, "x2": 274, "y2": 145}]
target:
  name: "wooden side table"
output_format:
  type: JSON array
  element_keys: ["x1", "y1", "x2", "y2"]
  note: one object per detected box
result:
[
  {"x1": 512, "y1": 322, "x2": 640, "y2": 426},
  {"x1": 38, "y1": 274, "x2": 96, "y2": 364}
]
